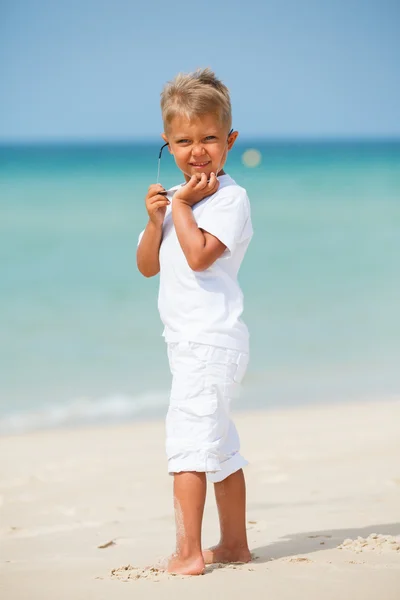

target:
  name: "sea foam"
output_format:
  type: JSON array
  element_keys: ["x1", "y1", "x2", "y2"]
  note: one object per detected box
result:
[{"x1": 0, "y1": 391, "x2": 167, "y2": 435}]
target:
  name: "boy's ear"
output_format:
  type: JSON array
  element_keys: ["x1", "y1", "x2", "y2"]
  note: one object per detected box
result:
[
  {"x1": 228, "y1": 130, "x2": 239, "y2": 151},
  {"x1": 161, "y1": 133, "x2": 173, "y2": 154}
]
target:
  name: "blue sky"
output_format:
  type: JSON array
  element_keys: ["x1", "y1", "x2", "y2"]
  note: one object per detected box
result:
[{"x1": 0, "y1": 0, "x2": 399, "y2": 142}]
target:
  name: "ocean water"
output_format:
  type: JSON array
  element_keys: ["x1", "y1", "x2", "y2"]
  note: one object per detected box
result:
[{"x1": 1, "y1": 140, "x2": 399, "y2": 434}]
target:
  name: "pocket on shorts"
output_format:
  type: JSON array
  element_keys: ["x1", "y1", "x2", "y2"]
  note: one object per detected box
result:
[
  {"x1": 169, "y1": 392, "x2": 218, "y2": 419},
  {"x1": 223, "y1": 350, "x2": 249, "y2": 399},
  {"x1": 189, "y1": 396, "x2": 218, "y2": 417}
]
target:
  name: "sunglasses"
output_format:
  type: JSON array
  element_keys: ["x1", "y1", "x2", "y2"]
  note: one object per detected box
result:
[{"x1": 156, "y1": 128, "x2": 234, "y2": 187}]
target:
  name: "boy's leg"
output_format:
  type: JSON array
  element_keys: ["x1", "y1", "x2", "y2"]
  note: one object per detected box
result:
[
  {"x1": 203, "y1": 468, "x2": 251, "y2": 564},
  {"x1": 167, "y1": 471, "x2": 207, "y2": 575}
]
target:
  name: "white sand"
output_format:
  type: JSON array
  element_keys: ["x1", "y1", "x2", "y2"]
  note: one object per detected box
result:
[{"x1": 1, "y1": 399, "x2": 400, "y2": 599}]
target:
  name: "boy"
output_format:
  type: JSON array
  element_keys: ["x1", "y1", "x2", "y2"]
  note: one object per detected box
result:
[{"x1": 137, "y1": 68, "x2": 253, "y2": 575}]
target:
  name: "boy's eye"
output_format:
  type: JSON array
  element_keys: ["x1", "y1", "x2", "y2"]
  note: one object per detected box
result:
[{"x1": 175, "y1": 136, "x2": 217, "y2": 144}]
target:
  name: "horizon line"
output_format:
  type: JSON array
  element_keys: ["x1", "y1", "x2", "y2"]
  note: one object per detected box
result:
[{"x1": 1, "y1": 135, "x2": 400, "y2": 148}]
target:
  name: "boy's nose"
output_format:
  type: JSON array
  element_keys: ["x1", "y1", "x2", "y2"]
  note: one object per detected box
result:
[{"x1": 191, "y1": 144, "x2": 206, "y2": 157}]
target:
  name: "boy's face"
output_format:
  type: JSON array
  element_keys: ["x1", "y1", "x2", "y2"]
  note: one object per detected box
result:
[{"x1": 162, "y1": 113, "x2": 238, "y2": 182}]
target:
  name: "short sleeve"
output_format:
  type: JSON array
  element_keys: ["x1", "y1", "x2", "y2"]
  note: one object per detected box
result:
[{"x1": 196, "y1": 187, "x2": 252, "y2": 255}]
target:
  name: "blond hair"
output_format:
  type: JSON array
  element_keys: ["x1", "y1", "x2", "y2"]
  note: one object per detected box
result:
[{"x1": 160, "y1": 68, "x2": 232, "y2": 132}]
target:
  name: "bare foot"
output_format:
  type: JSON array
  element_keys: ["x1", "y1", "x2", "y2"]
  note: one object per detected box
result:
[
  {"x1": 167, "y1": 553, "x2": 205, "y2": 576},
  {"x1": 203, "y1": 544, "x2": 252, "y2": 565}
]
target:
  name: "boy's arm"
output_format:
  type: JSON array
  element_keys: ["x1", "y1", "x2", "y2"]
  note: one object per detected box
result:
[
  {"x1": 172, "y1": 200, "x2": 226, "y2": 271},
  {"x1": 136, "y1": 183, "x2": 170, "y2": 277},
  {"x1": 137, "y1": 183, "x2": 170, "y2": 277},
  {"x1": 171, "y1": 172, "x2": 226, "y2": 272},
  {"x1": 136, "y1": 220, "x2": 163, "y2": 277}
]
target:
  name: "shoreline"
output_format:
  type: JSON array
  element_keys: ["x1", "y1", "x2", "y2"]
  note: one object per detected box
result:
[
  {"x1": 1, "y1": 391, "x2": 399, "y2": 438},
  {"x1": 1, "y1": 399, "x2": 399, "y2": 599}
]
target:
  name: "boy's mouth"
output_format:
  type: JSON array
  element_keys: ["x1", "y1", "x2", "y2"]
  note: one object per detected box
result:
[{"x1": 189, "y1": 161, "x2": 211, "y2": 169}]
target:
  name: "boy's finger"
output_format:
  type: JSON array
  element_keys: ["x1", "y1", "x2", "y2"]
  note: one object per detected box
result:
[
  {"x1": 149, "y1": 194, "x2": 170, "y2": 204},
  {"x1": 188, "y1": 175, "x2": 199, "y2": 187},
  {"x1": 195, "y1": 172, "x2": 208, "y2": 189},
  {"x1": 208, "y1": 172, "x2": 217, "y2": 185},
  {"x1": 208, "y1": 172, "x2": 219, "y2": 191},
  {"x1": 148, "y1": 188, "x2": 167, "y2": 198},
  {"x1": 148, "y1": 183, "x2": 165, "y2": 193},
  {"x1": 151, "y1": 200, "x2": 170, "y2": 209}
]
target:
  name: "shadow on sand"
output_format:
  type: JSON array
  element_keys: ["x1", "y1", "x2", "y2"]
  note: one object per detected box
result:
[{"x1": 250, "y1": 522, "x2": 400, "y2": 563}]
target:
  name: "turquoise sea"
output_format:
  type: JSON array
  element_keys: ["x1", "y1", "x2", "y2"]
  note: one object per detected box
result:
[{"x1": 1, "y1": 140, "x2": 399, "y2": 434}]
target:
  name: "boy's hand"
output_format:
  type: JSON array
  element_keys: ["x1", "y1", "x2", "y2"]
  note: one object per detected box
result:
[
  {"x1": 145, "y1": 184, "x2": 170, "y2": 226},
  {"x1": 173, "y1": 172, "x2": 219, "y2": 207}
]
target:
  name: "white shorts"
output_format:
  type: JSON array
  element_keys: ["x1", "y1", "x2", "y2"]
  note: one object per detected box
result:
[{"x1": 165, "y1": 341, "x2": 249, "y2": 483}]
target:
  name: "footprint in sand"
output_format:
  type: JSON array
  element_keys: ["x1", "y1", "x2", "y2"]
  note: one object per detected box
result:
[
  {"x1": 110, "y1": 561, "x2": 256, "y2": 581},
  {"x1": 110, "y1": 564, "x2": 183, "y2": 581}
]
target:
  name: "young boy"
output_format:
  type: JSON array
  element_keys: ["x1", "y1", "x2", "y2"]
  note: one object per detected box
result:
[{"x1": 137, "y1": 68, "x2": 253, "y2": 576}]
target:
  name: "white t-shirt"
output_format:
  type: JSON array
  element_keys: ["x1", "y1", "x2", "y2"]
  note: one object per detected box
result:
[{"x1": 138, "y1": 174, "x2": 253, "y2": 352}]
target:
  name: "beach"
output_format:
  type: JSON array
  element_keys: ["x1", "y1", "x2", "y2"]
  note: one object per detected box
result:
[{"x1": 1, "y1": 398, "x2": 399, "y2": 599}]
